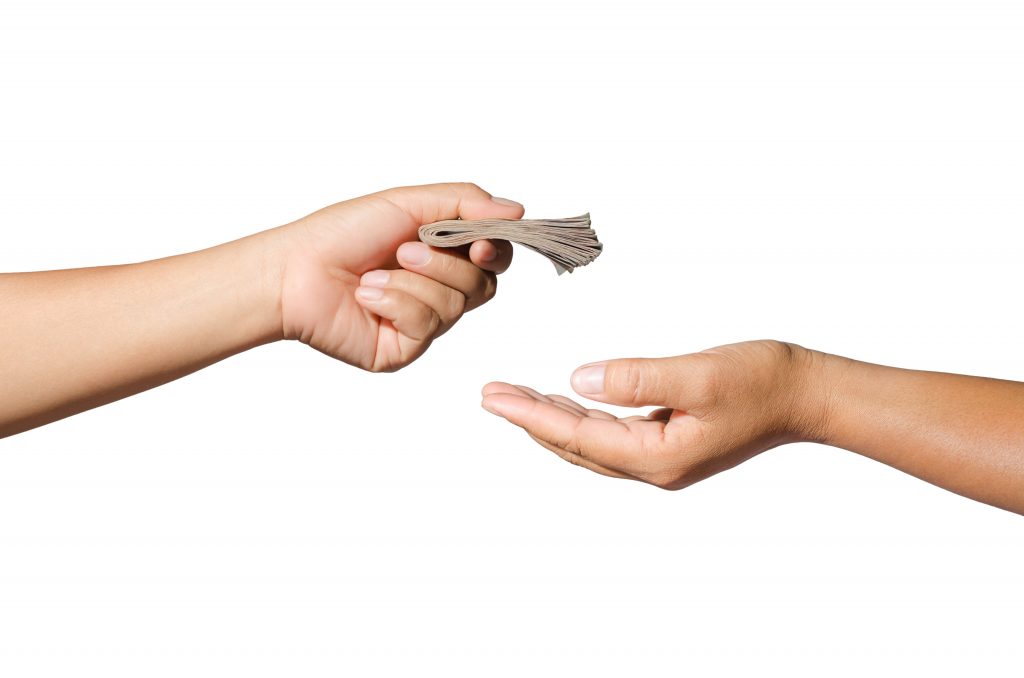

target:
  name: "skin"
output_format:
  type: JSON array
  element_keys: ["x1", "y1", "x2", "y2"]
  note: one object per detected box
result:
[
  {"x1": 0, "y1": 182, "x2": 523, "y2": 438},
  {"x1": 481, "y1": 340, "x2": 1024, "y2": 515},
  {"x1": 5, "y1": 186, "x2": 1020, "y2": 515}
]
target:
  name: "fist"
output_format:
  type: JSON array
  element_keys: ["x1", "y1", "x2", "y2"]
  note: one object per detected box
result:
[{"x1": 276, "y1": 183, "x2": 523, "y2": 372}]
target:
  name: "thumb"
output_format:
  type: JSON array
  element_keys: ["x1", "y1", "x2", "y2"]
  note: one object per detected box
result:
[
  {"x1": 570, "y1": 355, "x2": 713, "y2": 409},
  {"x1": 375, "y1": 182, "x2": 525, "y2": 225}
]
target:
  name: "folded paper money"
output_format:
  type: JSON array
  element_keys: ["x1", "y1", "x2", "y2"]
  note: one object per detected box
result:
[{"x1": 418, "y1": 213, "x2": 601, "y2": 274}]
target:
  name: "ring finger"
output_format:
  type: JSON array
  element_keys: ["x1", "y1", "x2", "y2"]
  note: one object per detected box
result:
[{"x1": 360, "y1": 269, "x2": 465, "y2": 331}]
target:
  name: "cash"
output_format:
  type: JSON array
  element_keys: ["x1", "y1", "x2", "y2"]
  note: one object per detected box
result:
[{"x1": 418, "y1": 213, "x2": 601, "y2": 274}]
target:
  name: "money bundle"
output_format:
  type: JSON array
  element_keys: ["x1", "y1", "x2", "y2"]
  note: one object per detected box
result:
[{"x1": 418, "y1": 213, "x2": 601, "y2": 274}]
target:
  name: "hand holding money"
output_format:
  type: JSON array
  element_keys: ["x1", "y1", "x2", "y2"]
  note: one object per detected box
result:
[{"x1": 419, "y1": 214, "x2": 602, "y2": 274}]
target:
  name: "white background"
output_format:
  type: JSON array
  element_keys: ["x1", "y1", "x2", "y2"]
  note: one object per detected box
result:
[{"x1": 1, "y1": 0, "x2": 1022, "y2": 675}]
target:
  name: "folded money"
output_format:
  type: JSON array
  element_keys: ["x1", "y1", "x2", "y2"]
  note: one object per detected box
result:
[{"x1": 418, "y1": 213, "x2": 601, "y2": 274}]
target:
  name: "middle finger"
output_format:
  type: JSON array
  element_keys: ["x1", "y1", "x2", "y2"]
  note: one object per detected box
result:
[{"x1": 396, "y1": 242, "x2": 495, "y2": 311}]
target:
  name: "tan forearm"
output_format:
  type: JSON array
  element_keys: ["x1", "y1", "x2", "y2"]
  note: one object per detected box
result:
[
  {"x1": 815, "y1": 352, "x2": 1024, "y2": 513},
  {"x1": 0, "y1": 230, "x2": 284, "y2": 438}
]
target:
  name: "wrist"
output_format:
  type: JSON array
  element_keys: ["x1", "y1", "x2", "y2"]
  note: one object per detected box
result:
[
  {"x1": 782, "y1": 344, "x2": 847, "y2": 444},
  {"x1": 222, "y1": 227, "x2": 289, "y2": 346}
]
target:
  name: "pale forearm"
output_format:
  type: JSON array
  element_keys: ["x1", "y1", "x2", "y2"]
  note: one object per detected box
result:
[
  {"x1": 0, "y1": 183, "x2": 523, "y2": 438},
  {"x1": 0, "y1": 230, "x2": 284, "y2": 438},
  {"x1": 813, "y1": 352, "x2": 1024, "y2": 513}
]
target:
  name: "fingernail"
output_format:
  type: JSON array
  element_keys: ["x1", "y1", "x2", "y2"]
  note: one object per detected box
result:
[
  {"x1": 361, "y1": 270, "x2": 390, "y2": 287},
  {"x1": 571, "y1": 364, "x2": 606, "y2": 395},
  {"x1": 355, "y1": 286, "x2": 384, "y2": 301},
  {"x1": 398, "y1": 242, "x2": 431, "y2": 266},
  {"x1": 491, "y1": 196, "x2": 522, "y2": 208}
]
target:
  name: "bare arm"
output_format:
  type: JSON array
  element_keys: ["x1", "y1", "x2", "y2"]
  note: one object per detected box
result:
[
  {"x1": 0, "y1": 182, "x2": 523, "y2": 438},
  {"x1": 0, "y1": 234, "x2": 280, "y2": 437},
  {"x1": 481, "y1": 341, "x2": 1024, "y2": 514},
  {"x1": 819, "y1": 352, "x2": 1024, "y2": 513}
]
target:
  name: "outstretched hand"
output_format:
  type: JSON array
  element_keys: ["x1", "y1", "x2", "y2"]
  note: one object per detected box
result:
[
  {"x1": 277, "y1": 183, "x2": 523, "y2": 372},
  {"x1": 481, "y1": 341, "x2": 828, "y2": 489}
]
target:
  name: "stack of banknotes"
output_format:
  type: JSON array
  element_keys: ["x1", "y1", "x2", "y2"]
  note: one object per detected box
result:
[{"x1": 418, "y1": 213, "x2": 601, "y2": 274}]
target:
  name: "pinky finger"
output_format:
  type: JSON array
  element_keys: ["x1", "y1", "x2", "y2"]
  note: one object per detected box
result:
[{"x1": 355, "y1": 286, "x2": 441, "y2": 341}]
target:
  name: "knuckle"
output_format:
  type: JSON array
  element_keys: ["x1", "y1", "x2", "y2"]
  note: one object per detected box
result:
[
  {"x1": 762, "y1": 339, "x2": 797, "y2": 363},
  {"x1": 481, "y1": 274, "x2": 497, "y2": 301},
  {"x1": 386, "y1": 269, "x2": 410, "y2": 289},
  {"x1": 446, "y1": 291, "x2": 466, "y2": 320},
  {"x1": 435, "y1": 252, "x2": 459, "y2": 275},
  {"x1": 443, "y1": 182, "x2": 485, "y2": 202},
  {"x1": 405, "y1": 304, "x2": 439, "y2": 340},
  {"x1": 425, "y1": 308, "x2": 442, "y2": 336},
  {"x1": 609, "y1": 360, "x2": 646, "y2": 404},
  {"x1": 549, "y1": 431, "x2": 574, "y2": 454},
  {"x1": 464, "y1": 272, "x2": 494, "y2": 309},
  {"x1": 549, "y1": 420, "x2": 585, "y2": 458}
]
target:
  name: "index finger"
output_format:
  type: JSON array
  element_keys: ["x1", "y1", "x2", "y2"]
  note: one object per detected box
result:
[{"x1": 481, "y1": 390, "x2": 640, "y2": 472}]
